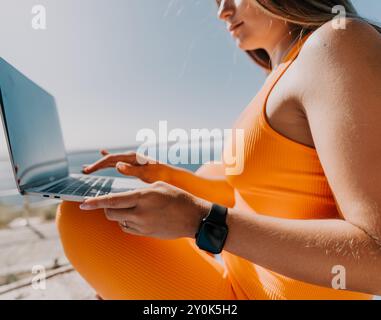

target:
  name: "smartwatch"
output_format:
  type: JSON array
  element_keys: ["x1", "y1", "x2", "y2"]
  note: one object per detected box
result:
[{"x1": 195, "y1": 204, "x2": 229, "y2": 254}]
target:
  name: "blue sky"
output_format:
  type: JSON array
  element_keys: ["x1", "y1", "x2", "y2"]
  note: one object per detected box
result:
[{"x1": 0, "y1": 0, "x2": 380, "y2": 159}]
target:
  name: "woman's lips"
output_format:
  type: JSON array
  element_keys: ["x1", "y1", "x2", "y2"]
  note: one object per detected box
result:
[{"x1": 229, "y1": 21, "x2": 244, "y2": 33}]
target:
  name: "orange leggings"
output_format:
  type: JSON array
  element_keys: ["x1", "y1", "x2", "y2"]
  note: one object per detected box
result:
[{"x1": 56, "y1": 201, "x2": 242, "y2": 300}]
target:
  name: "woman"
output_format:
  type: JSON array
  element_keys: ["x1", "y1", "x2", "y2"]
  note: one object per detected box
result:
[{"x1": 56, "y1": 0, "x2": 381, "y2": 299}]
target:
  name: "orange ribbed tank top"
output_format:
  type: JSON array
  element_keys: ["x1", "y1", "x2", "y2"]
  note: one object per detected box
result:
[{"x1": 221, "y1": 35, "x2": 373, "y2": 300}]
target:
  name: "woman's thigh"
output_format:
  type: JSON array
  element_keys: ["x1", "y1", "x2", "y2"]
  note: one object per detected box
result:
[{"x1": 56, "y1": 201, "x2": 237, "y2": 300}]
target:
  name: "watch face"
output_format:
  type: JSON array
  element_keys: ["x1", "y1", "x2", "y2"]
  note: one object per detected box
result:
[{"x1": 196, "y1": 221, "x2": 228, "y2": 254}]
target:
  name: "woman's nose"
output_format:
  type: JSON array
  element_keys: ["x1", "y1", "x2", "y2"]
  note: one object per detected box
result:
[{"x1": 217, "y1": 0, "x2": 235, "y2": 21}]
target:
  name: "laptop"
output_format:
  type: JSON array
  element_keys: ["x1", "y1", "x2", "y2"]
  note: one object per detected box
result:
[{"x1": 0, "y1": 57, "x2": 148, "y2": 202}]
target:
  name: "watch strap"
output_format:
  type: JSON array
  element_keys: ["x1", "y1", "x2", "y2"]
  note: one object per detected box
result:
[{"x1": 205, "y1": 204, "x2": 228, "y2": 225}]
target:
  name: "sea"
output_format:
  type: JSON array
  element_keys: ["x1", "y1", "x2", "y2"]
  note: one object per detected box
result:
[{"x1": 0, "y1": 146, "x2": 218, "y2": 207}]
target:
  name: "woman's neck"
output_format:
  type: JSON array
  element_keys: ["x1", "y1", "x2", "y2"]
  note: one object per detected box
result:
[{"x1": 268, "y1": 29, "x2": 302, "y2": 69}]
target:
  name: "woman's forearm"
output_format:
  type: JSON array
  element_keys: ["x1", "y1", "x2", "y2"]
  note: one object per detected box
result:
[
  {"x1": 224, "y1": 208, "x2": 381, "y2": 295},
  {"x1": 166, "y1": 166, "x2": 235, "y2": 208}
]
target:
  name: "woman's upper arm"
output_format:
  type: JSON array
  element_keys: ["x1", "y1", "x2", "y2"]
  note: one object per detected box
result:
[{"x1": 297, "y1": 19, "x2": 381, "y2": 243}]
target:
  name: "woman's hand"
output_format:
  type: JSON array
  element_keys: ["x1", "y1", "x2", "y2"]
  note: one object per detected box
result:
[
  {"x1": 82, "y1": 150, "x2": 176, "y2": 184},
  {"x1": 79, "y1": 181, "x2": 212, "y2": 240},
  {"x1": 82, "y1": 149, "x2": 235, "y2": 208}
]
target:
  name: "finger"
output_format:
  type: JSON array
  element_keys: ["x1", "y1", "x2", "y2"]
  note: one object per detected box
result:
[
  {"x1": 104, "y1": 208, "x2": 140, "y2": 223},
  {"x1": 118, "y1": 221, "x2": 141, "y2": 233},
  {"x1": 116, "y1": 162, "x2": 147, "y2": 179},
  {"x1": 80, "y1": 190, "x2": 141, "y2": 210},
  {"x1": 124, "y1": 151, "x2": 157, "y2": 166},
  {"x1": 100, "y1": 149, "x2": 109, "y2": 156},
  {"x1": 119, "y1": 225, "x2": 144, "y2": 236},
  {"x1": 134, "y1": 153, "x2": 157, "y2": 165},
  {"x1": 118, "y1": 221, "x2": 140, "y2": 231},
  {"x1": 117, "y1": 220, "x2": 143, "y2": 235},
  {"x1": 82, "y1": 155, "x2": 119, "y2": 174},
  {"x1": 82, "y1": 156, "x2": 113, "y2": 174},
  {"x1": 83, "y1": 153, "x2": 137, "y2": 174},
  {"x1": 81, "y1": 164, "x2": 92, "y2": 172}
]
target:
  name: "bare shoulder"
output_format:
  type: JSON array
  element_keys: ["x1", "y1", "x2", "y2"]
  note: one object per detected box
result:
[
  {"x1": 292, "y1": 18, "x2": 381, "y2": 110},
  {"x1": 299, "y1": 18, "x2": 381, "y2": 64}
]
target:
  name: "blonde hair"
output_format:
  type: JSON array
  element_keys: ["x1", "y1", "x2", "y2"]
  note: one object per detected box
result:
[{"x1": 242, "y1": 0, "x2": 381, "y2": 70}]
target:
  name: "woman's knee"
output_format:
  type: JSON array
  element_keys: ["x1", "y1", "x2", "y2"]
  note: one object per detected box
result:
[
  {"x1": 55, "y1": 201, "x2": 107, "y2": 267},
  {"x1": 56, "y1": 201, "x2": 86, "y2": 239}
]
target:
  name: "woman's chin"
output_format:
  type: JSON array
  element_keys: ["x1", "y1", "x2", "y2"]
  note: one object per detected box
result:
[
  {"x1": 236, "y1": 40, "x2": 251, "y2": 51},
  {"x1": 235, "y1": 37, "x2": 257, "y2": 51}
]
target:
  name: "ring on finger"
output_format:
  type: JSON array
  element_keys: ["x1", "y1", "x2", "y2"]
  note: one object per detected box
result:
[{"x1": 119, "y1": 221, "x2": 129, "y2": 229}]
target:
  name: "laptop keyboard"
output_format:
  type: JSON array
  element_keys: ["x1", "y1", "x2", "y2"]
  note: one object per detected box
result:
[{"x1": 41, "y1": 176, "x2": 115, "y2": 197}]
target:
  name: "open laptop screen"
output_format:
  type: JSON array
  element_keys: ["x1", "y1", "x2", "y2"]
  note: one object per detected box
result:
[{"x1": 0, "y1": 58, "x2": 69, "y2": 192}]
